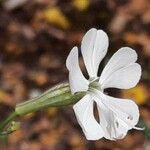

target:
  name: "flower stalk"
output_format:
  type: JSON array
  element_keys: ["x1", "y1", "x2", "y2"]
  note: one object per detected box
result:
[
  {"x1": 0, "y1": 112, "x2": 18, "y2": 133},
  {"x1": 0, "y1": 82, "x2": 85, "y2": 135}
]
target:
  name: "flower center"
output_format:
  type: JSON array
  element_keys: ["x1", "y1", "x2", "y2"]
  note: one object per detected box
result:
[{"x1": 88, "y1": 77, "x2": 102, "y2": 92}]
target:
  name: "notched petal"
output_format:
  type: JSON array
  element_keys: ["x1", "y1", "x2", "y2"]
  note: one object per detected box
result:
[
  {"x1": 81, "y1": 28, "x2": 109, "y2": 77},
  {"x1": 99, "y1": 47, "x2": 139, "y2": 88},
  {"x1": 100, "y1": 63, "x2": 142, "y2": 89}
]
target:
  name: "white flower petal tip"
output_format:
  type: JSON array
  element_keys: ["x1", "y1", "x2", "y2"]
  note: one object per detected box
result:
[
  {"x1": 133, "y1": 126, "x2": 145, "y2": 130},
  {"x1": 99, "y1": 47, "x2": 141, "y2": 90},
  {"x1": 101, "y1": 63, "x2": 142, "y2": 90},
  {"x1": 95, "y1": 92, "x2": 140, "y2": 140},
  {"x1": 66, "y1": 28, "x2": 142, "y2": 141},
  {"x1": 81, "y1": 28, "x2": 109, "y2": 77}
]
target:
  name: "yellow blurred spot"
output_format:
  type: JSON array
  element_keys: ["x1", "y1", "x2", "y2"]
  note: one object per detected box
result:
[
  {"x1": 0, "y1": 90, "x2": 14, "y2": 106},
  {"x1": 73, "y1": 0, "x2": 89, "y2": 11},
  {"x1": 47, "y1": 107, "x2": 58, "y2": 117},
  {"x1": 43, "y1": 7, "x2": 70, "y2": 29},
  {"x1": 124, "y1": 32, "x2": 139, "y2": 44},
  {"x1": 0, "y1": 90, "x2": 7, "y2": 102},
  {"x1": 34, "y1": 72, "x2": 49, "y2": 86},
  {"x1": 24, "y1": 112, "x2": 35, "y2": 119},
  {"x1": 122, "y1": 84, "x2": 148, "y2": 105}
]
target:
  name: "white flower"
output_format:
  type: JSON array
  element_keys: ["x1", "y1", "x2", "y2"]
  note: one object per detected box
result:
[{"x1": 66, "y1": 28, "x2": 142, "y2": 140}]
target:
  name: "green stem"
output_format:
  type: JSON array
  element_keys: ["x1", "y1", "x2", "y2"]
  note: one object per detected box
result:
[{"x1": 0, "y1": 112, "x2": 18, "y2": 132}]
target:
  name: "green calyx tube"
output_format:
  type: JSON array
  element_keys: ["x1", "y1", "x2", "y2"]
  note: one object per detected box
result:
[
  {"x1": 15, "y1": 83, "x2": 85, "y2": 116},
  {"x1": 0, "y1": 83, "x2": 85, "y2": 134}
]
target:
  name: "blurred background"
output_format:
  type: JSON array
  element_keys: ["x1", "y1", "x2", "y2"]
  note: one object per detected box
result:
[{"x1": 0, "y1": 0, "x2": 150, "y2": 149}]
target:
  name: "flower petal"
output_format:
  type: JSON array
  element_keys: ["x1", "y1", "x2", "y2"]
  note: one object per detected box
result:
[
  {"x1": 97, "y1": 91, "x2": 140, "y2": 129},
  {"x1": 81, "y1": 28, "x2": 109, "y2": 77},
  {"x1": 100, "y1": 63, "x2": 141, "y2": 89},
  {"x1": 94, "y1": 91, "x2": 140, "y2": 140},
  {"x1": 101, "y1": 109, "x2": 129, "y2": 140},
  {"x1": 93, "y1": 99, "x2": 113, "y2": 139},
  {"x1": 73, "y1": 94, "x2": 104, "y2": 140},
  {"x1": 66, "y1": 47, "x2": 88, "y2": 94},
  {"x1": 99, "y1": 47, "x2": 138, "y2": 88},
  {"x1": 108, "y1": 114, "x2": 129, "y2": 140},
  {"x1": 95, "y1": 100, "x2": 130, "y2": 140}
]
